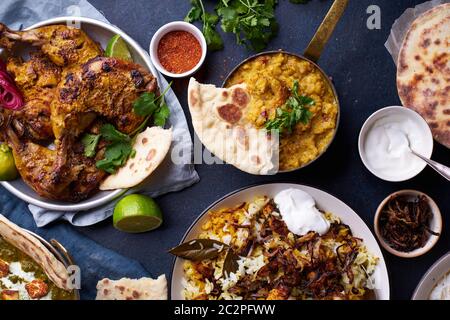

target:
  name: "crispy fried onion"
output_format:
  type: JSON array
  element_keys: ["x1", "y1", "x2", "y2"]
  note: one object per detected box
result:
[{"x1": 191, "y1": 201, "x2": 370, "y2": 300}]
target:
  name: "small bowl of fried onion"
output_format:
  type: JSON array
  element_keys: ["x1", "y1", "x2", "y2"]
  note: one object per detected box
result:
[{"x1": 374, "y1": 190, "x2": 442, "y2": 258}]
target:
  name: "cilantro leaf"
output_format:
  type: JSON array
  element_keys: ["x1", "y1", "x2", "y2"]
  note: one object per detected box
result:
[
  {"x1": 203, "y1": 22, "x2": 224, "y2": 51},
  {"x1": 95, "y1": 124, "x2": 133, "y2": 174},
  {"x1": 264, "y1": 80, "x2": 314, "y2": 134},
  {"x1": 185, "y1": 3, "x2": 202, "y2": 22},
  {"x1": 153, "y1": 100, "x2": 170, "y2": 127},
  {"x1": 81, "y1": 133, "x2": 100, "y2": 158},
  {"x1": 132, "y1": 82, "x2": 172, "y2": 132},
  {"x1": 185, "y1": 0, "x2": 312, "y2": 52},
  {"x1": 216, "y1": 0, "x2": 279, "y2": 52},
  {"x1": 84, "y1": 83, "x2": 173, "y2": 173},
  {"x1": 133, "y1": 92, "x2": 158, "y2": 117},
  {"x1": 96, "y1": 140, "x2": 133, "y2": 174},
  {"x1": 100, "y1": 124, "x2": 131, "y2": 143},
  {"x1": 184, "y1": 0, "x2": 224, "y2": 51}
]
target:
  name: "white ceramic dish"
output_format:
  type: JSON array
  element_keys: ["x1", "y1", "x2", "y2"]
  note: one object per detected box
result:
[
  {"x1": 374, "y1": 190, "x2": 442, "y2": 258},
  {"x1": 149, "y1": 21, "x2": 207, "y2": 78},
  {"x1": 0, "y1": 16, "x2": 159, "y2": 211},
  {"x1": 170, "y1": 183, "x2": 390, "y2": 300},
  {"x1": 412, "y1": 252, "x2": 450, "y2": 300},
  {"x1": 358, "y1": 106, "x2": 433, "y2": 182}
]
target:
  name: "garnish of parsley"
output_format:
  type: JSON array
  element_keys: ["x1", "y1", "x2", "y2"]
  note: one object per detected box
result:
[
  {"x1": 81, "y1": 83, "x2": 172, "y2": 173},
  {"x1": 264, "y1": 80, "x2": 314, "y2": 134},
  {"x1": 185, "y1": 0, "x2": 312, "y2": 52}
]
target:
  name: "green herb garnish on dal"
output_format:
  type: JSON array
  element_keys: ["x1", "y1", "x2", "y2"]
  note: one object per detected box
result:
[{"x1": 264, "y1": 80, "x2": 314, "y2": 134}]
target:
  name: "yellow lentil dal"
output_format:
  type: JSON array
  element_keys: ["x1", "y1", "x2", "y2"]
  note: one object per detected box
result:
[{"x1": 226, "y1": 53, "x2": 338, "y2": 171}]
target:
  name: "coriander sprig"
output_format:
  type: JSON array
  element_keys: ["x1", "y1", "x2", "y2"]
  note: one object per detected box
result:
[
  {"x1": 185, "y1": 0, "x2": 311, "y2": 52},
  {"x1": 81, "y1": 83, "x2": 172, "y2": 173},
  {"x1": 185, "y1": 0, "x2": 224, "y2": 51},
  {"x1": 95, "y1": 124, "x2": 133, "y2": 174},
  {"x1": 216, "y1": 0, "x2": 278, "y2": 52},
  {"x1": 131, "y1": 81, "x2": 173, "y2": 136},
  {"x1": 264, "y1": 80, "x2": 314, "y2": 134}
]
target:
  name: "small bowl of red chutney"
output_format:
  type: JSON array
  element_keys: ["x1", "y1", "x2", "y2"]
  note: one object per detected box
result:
[{"x1": 150, "y1": 21, "x2": 207, "y2": 78}]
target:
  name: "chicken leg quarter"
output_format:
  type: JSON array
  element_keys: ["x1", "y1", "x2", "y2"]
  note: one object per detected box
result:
[{"x1": 0, "y1": 24, "x2": 159, "y2": 201}]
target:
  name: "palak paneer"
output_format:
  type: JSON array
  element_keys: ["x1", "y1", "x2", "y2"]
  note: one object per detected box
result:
[{"x1": 0, "y1": 237, "x2": 75, "y2": 300}]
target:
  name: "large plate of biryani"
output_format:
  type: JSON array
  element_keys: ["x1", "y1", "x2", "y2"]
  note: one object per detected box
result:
[{"x1": 170, "y1": 184, "x2": 389, "y2": 300}]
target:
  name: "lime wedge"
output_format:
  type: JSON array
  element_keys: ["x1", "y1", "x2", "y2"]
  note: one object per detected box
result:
[
  {"x1": 0, "y1": 143, "x2": 18, "y2": 181},
  {"x1": 105, "y1": 34, "x2": 132, "y2": 61},
  {"x1": 113, "y1": 194, "x2": 163, "y2": 233}
]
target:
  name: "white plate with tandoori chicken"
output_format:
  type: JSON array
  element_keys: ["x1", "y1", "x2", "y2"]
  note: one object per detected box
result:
[
  {"x1": 0, "y1": 17, "x2": 173, "y2": 211},
  {"x1": 170, "y1": 183, "x2": 390, "y2": 300}
]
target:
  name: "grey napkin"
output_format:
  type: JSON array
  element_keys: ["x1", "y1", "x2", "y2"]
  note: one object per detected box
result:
[{"x1": 1, "y1": 0, "x2": 199, "y2": 227}]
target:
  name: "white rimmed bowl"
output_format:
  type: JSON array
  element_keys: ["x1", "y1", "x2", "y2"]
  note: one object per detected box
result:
[
  {"x1": 374, "y1": 190, "x2": 442, "y2": 258},
  {"x1": 412, "y1": 252, "x2": 450, "y2": 300},
  {"x1": 0, "y1": 16, "x2": 159, "y2": 211},
  {"x1": 171, "y1": 183, "x2": 390, "y2": 300},
  {"x1": 149, "y1": 21, "x2": 207, "y2": 78},
  {"x1": 358, "y1": 106, "x2": 433, "y2": 182}
]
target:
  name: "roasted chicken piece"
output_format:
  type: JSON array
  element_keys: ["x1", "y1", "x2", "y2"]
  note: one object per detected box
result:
[
  {"x1": 3, "y1": 125, "x2": 64, "y2": 199},
  {"x1": 0, "y1": 23, "x2": 102, "y2": 67},
  {"x1": 48, "y1": 57, "x2": 157, "y2": 197},
  {"x1": 51, "y1": 56, "x2": 157, "y2": 140},
  {"x1": 7, "y1": 51, "x2": 61, "y2": 98},
  {"x1": 1, "y1": 52, "x2": 60, "y2": 142},
  {"x1": 0, "y1": 23, "x2": 159, "y2": 202},
  {"x1": 3, "y1": 123, "x2": 107, "y2": 202}
]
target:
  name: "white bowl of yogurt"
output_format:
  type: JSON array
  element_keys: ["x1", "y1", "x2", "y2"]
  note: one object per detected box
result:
[{"x1": 359, "y1": 106, "x2": 433, "y2": 182}]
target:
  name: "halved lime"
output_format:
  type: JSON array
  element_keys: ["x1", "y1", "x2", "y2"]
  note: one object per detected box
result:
[
  {"x1": 105, "y1": 34, "x2": 132, "y2": 61},
  {"x1": 0, "y1": 144, "x2": 18, "y2": 181},
  {"x1": 113, "y1": 194, "x2": 163, "y2": 233}
]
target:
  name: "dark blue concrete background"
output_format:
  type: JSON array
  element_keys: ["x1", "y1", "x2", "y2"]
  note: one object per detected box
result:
[
  {"x1": 82, "y1": 0, "x2": 448, "y2": 300},
  {"x1": 4, "y1": 0, "x2": 449, "y2": 300}
]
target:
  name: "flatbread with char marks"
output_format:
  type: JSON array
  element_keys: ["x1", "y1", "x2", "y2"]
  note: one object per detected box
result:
[
  {"x1": 188, "y1": 78, "x2": 278, "y2": 175},
  {"x1": 397, "y1": 3, "x2": 450, "y2": 148}
]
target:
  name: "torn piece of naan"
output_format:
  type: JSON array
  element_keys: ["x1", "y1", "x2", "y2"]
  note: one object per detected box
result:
[
  {"x1": 188, "y1": 78, "x2": 278, "y2": 175},
  {"x1": 100, "y1": 126, "x2": 172, "y2": 190}
]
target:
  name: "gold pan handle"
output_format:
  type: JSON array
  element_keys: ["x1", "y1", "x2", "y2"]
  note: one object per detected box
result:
[{"x1": 304, "y1": 0, "x2": 349, "y2": 63}]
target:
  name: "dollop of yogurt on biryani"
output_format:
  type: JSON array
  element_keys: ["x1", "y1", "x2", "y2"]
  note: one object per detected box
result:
[{"x1": 274, "y1": 188, "x2": 330, "y2": 236}]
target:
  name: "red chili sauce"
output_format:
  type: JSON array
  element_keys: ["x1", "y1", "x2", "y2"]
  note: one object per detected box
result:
[{"x1": 157, "y1": 31, "x2": 202, "y2": 74}]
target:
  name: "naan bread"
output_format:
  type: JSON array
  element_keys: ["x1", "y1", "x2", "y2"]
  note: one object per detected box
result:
[
  {"x1": 0, "y1": 214, "x2": 70, "y2": 290},
  {"x1": 100, "y1": 126, "x2": 172, "y2": 190},
  {"x1": 188, "y1": 78, "x2": 278, "y2": 175},
  {"x1": 397, "y1": 3, "x2": 450, "y2": 148},
  {"x1": 95, "y1": 275, "x2": 167, "y2": 300}
]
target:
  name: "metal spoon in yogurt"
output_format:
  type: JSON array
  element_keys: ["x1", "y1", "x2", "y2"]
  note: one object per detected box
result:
[
  {"x1": 376, "y1": 125, "x2": 450, "y2": 182},
  {"x1": 404, "y1": 138, "x2": 450, "y2": 181}
]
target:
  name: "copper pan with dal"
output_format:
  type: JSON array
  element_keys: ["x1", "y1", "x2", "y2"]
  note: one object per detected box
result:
[{"x1": 224, "y1": 0, "x2": 348, "y2": 173}]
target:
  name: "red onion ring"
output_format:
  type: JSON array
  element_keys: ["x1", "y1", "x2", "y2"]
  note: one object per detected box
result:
[
  {"x1": 0, "y1": 75, "x2": 24, "y2": 110},
  {"x1": 0, "y1": 58, "x2": 24, "y2": 110}
]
